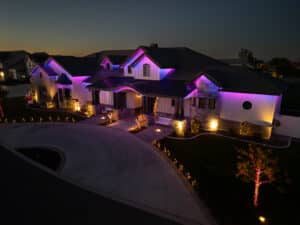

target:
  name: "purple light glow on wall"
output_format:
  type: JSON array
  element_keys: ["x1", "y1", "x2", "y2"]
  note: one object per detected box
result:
[
  {"x1": 123, "y1": 48, "x2": 145, "y2": 67},
  {"x1": 160, "y1": 68, "x2": 175, "y2": 79},
  {"x1": 113, "y1": 86, "x2": 140, "y2": 94}
]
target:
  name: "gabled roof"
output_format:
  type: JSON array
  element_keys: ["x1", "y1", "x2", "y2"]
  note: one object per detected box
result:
[
  {"x1": 86, "y1": 50, "x2": 134, "y2": 59},
  {"x1": 56, "y1": 73, "x2": 72, "y2": 85},
  {"x1": 52, "y1": 56, "x2": 98, "y2": 76},
  {"x1": 126, "y1": 46, "x2": 285, "y2": 95}
]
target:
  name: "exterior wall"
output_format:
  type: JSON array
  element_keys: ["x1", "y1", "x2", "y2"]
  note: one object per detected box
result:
[
  {"x1": 100, "y1": 90, "x2": 114, "y2": 106},
  {"x1": 219, "y1": 91, "x2": 280, "y2": 125},
  {"x1": 30, "y1": 66, "x2": 57, "y2": 100},
  {"x1": 157, "y1": 97, "x2": 175, "y2": 114},
  {"x1": 71, "y1": 76, "x2": 92, "y2": 106},
  {"x1": 126, "y1": 92, "x2": 142, "y2": 109},
  {"x1": 132, "y1": 55, "x2": 160, "y2": 80},
  {"x1": 45, "y1": 59, "x2": 70, "y2": 76},
  {"x1": 274, "y1": 115, "x2": 300, "y2": 138},
  {"x1": 124, "y1": 49, "x2": 145, "y2": 77}
]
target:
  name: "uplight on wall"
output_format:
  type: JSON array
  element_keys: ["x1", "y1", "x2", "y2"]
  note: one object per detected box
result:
[
  {"x1": 73, "y1": 101, "x2": 81, "y2": 112},
  {"x1": 208, "y1": 118, "x2": 219, "y2": 132},
  {"x1": 172, "y1": 119, "x2": 187, "y2": 137}
]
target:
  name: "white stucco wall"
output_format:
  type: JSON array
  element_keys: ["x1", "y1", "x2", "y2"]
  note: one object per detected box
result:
[
  {"x1": 132, "y1": 55, "x2": 161, "y2": 80},
  {"x1": 219, "y1": 91, "x2": 280, "y2": 125},
  {"x1": 71, "y1": 77, "x2": 91, "y2": 106},
  {"x1": 126, "y1": 92, "x2": 142, "y2": 109},
  {"x1": 157, "y1": 97, "x2": 175, "y2": 114},
  {"x1": 100, "y1": 90, "x2": 114, "y2": 106},
  {"x1": 124, "y1": 49, "x2": 144, "y2": 77},
  {"x1": 31, "y1": 66, "x2": 57, "y2": 99},
  {"x1": 274, "y1": 115, "x2": 300, "y2": 138}
]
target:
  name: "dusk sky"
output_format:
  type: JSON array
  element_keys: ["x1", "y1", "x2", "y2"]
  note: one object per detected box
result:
[{"x1": 1, "y1": 0, "x2": 299, "y2": 60}]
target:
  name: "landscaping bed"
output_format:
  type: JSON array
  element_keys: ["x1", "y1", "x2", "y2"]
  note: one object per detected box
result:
[
  {"x1": 160, "y1": 135, "x2": 300, "y2": 225},
  {"x1": 1, "y1": 97, "x2": 86, "y2": 122}
]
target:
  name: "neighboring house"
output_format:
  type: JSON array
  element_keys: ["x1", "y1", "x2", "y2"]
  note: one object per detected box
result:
[
  {"x1": 87, "y1": 45, "x2": 285, "y2": 139},
  {"x1": 30, "y1": 56, "x2": 98, "y2": 110},
  {"x1": 0, "y1": 51, "x2": 35, "y2": 81}
]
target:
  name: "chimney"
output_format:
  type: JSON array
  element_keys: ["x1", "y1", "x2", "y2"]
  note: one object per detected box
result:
[{"x1": 150, "y1": 43, "x2": 158, "y2": 48}]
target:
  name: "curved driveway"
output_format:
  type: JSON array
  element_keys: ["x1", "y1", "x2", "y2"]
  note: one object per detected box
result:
[{"x1": 0, "y1": 123, "x2": 215, "y2": 225}]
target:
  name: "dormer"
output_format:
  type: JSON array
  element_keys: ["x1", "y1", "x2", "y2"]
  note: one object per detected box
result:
[{"x1": 123, "y1": 46, "x2": 175, "y2": 80}]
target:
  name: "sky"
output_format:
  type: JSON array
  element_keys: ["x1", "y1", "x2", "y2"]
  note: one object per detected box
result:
[{"x1": 0, "y1": 0, "x2": 299, "y2": 60}]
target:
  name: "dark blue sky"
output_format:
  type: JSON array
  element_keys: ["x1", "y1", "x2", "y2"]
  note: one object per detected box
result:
[{"x1": 1, "y1": 0, "x2": 299, "y2": 59}]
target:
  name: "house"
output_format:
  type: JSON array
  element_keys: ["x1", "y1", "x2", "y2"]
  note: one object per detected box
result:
[
  {"x1": 29, "y1": 44, "x2": 292, "y2": 139},
  {"x1": 30, "y1": 56, "x2": 98, "y2": 112},
  {"x1": 87, "y1": 44, "x2": 285, "y2": 139},
  {"x1": 0, "y1": 51, "x2": 35, "y2": 81}
]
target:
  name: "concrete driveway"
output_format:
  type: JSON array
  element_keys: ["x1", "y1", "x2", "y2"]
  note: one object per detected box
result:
[{"x1": 0, "y1": 123, "x2": 216, "y2": 225}]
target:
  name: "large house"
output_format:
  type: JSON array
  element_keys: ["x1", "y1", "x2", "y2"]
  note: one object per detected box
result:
[{"x1": 30, "y1": 45, "x2": 287, "y2": 139}]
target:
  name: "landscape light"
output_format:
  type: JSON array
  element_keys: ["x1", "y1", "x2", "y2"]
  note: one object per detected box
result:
[
  {"x1": 208, "y1": 118, "x2": 218, "y2": 131},
  {"x1": 155, "y1": 128, "x2": 161, "y2": 133},
  {"x1": 258, "y1": 216, "x2": 266, "y2": 224}
]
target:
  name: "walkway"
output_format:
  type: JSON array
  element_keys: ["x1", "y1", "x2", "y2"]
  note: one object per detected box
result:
[{"x1": 0, "y1": 123, "x2": 216, "y2": 225}]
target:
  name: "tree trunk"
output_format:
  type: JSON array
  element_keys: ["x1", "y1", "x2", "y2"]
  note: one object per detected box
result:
[{"x1": 253, "y1": 168, "x2": 261, "y2": 207}]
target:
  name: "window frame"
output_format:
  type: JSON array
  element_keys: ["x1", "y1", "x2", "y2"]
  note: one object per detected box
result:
[
  {"x1": 198, "y1": 97, "x2": 207, "y2": 109},
  {"x1": 143, "y1": 64, "x2": 150, "y2": 77}
]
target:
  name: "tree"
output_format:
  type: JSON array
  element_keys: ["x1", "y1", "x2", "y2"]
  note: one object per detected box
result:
[{"x1": 236, "y1": 144, "x2": 278, "y2": 207}]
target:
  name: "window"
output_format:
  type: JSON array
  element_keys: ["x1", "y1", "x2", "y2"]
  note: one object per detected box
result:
[
  {"x1": 198, "y1": 98, "x2": 206, "y2": 108},
  {"x1": 242, "y1": 101, "x2": 252, "y2": 110},
  {"x1": 39, "y1": 73, "x2": 42, "y2": 78},
  {"x1": 143, "y1": 64, "x2": 150, "y2": 77},
  {"x1": 192, "y1": 98, "x2": 196, "y2": 106},
  {"x1": 128, "y1": 66, "x2": 132, "y2": 74},
  {"x1": 106, "y1": 64, "x2": 110, "y2": 71},
  {"x1": 208, "y1": 98, "x2": 216, "y2": 110},
  {"x1": 171, "y1": 99, "x2": 176, "y2": 107},
  {"x1": 64, "y1": 89, "x2": 71, "y2": 100}
]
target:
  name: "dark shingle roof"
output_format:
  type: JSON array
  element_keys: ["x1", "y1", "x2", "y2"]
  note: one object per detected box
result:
[
  {"x1": 88, "y1": 77, "x2": 135, "y2": 90},
  {"x1": 131, "y1": 80, "x2": 192, "y2": 97},
  {"x1": 30, "y1": 52, "x2": 49, "y2": 65},
  {"x1": 52, "y1": 56, "x2": 98, "y2": 76},
  {"x1": 128, "y1": 46, "x2": 285, "y2": 95},
  {"x1": 107, "y1": 55, "x2": 129, "y2": 65},
  {"x1": 56, "y1": 74, "x2": 72, "y2": 85},
  {"x1": 83, "y1": 70, "x2": 123, "y2": 83}
]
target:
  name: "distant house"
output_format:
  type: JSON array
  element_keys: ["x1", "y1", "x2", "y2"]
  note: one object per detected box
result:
[
  {"x1": 0, "y1": 51, "x2": 35, "y2": 81},
  {"x1": 30, "y1": 56, "x2": 98, "y2": 111}
]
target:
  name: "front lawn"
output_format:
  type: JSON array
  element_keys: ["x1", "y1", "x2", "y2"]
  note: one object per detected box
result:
[{"x1": 161, "y1": 135, "x2": 300, "y2": 225}]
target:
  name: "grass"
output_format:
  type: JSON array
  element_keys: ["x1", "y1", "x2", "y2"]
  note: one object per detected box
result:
[
  {"x1": 161, "y1": 135, "x2": 300, "y2": 225},
  {"x1": 1, "y1": 97, "x2": 85, "y2": 122}
]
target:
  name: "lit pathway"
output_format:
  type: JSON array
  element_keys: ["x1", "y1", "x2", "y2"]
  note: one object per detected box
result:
[{"x1": 0, "y1": 123, "x2": 216, "y2": 225}]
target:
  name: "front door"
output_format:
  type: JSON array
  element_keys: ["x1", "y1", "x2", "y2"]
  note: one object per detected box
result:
[
  {"x1": 113, "y1": 92, "x2": 126, "y2": 109},
  {"x1": 142, "y1": 96, "x2": 156, "y2": 114}
]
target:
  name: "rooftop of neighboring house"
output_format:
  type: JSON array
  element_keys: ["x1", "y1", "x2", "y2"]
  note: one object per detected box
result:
[
  {"x1": 0, "y1": 51, "x2": 30, "y2": 73},
  {"x1": 50, "y1": 55, "x2": 99, "y2": 76},
  {"x1": 30, "y1": 52, "x2": 50, "y2": 65},
  {"x1": 86, "y1": 50, "x2": 135, "y2": 67}
]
